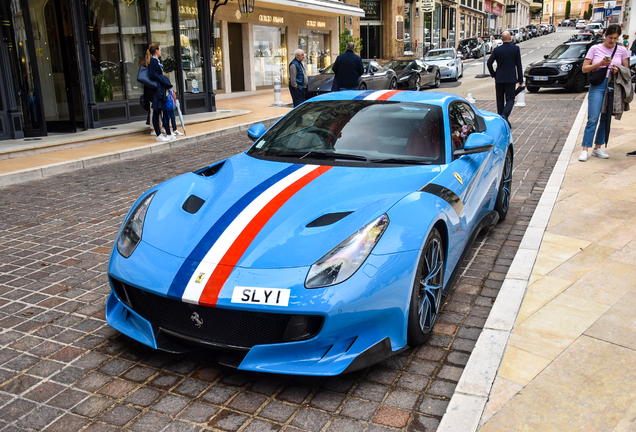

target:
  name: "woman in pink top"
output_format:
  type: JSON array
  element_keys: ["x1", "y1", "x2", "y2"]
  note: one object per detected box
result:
[{"x1": 578, "y1": 24, "x2": 630, "y2": 162}]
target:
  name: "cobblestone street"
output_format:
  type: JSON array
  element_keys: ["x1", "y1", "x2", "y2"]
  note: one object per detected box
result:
[{"x1": 0, "y1": 99, "x2": 582, "y2": 432}]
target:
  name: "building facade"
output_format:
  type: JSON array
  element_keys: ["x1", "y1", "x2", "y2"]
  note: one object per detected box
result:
[{"x1": 0, "y1": 0, "x2": 363, "y2": 141}]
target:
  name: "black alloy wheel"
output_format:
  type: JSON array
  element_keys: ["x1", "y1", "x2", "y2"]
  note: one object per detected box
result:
[
  {"x1": 407, "y1": 227, "x2": 445, "y2": 345},
  {"x1": 414, "y1": 75, "x2": 421, "y2": 91},
  {"x1": 495, "y1": 149, "x2": 513, "y2": 221},
  {"x1": 571, "y1": 72, "x2": 587, "y2": 93},
  {"x1": 389, "y1": 78, "x2": 398, "y2": 90},
  {"x1": 358, "y1": 82, "x2": 367, "y2": 90},
  {"x1": 527, "y1": 85, "x2": 540, "y2": 93}
]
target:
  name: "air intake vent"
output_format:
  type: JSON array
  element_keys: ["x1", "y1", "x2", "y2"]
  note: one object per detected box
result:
[
  {"x1": 194, "y1": 160, "x2": 225, "y2": 177},
  {"x1": 182, "y1": 195, "x2": 205, "y2": 214},
  {"x1": 306, "y1": 211, "x2": 353, "y2": 227}
]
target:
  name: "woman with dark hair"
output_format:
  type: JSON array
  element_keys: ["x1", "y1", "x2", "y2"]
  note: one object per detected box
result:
[
  {"x1": 148, "y1": 43, "x2": 174, "y2": 142},
  {"x1": 578, "y1": 24, "x2": 630, "y2": 162}
]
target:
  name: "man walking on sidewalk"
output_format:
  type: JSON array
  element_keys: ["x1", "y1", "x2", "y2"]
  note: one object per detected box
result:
[
  {"x1": 487, "y1": 31, "x2": 524, "y2": 127},
  {"x1": 289, "y1": 50, "x2": 308, "y2": 108},
  {"x1": 332, "y1": 42, "x2": 364, "y2": 91}
]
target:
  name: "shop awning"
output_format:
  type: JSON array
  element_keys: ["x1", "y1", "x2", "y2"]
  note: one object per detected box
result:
[
  {"x1": 530, "y1": 2, "x2": 542, "y2": 9},
  {"x1": 258, "y1": 0, "x2": 365, "y2": 17}
]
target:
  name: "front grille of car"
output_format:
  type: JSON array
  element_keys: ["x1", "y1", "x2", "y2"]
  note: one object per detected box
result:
[
  {"x1": 529, "y1": 67, "x2": 560, "y2": 76},
  {"x1": 110, "y1": 277, "x2": 323, "y2": 349}
]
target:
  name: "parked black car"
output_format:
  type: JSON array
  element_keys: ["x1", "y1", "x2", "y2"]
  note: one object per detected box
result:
[
  {"x1": 305, "y1": 60, "x2": 397, "y2": 99},
  {"x1": 526, "y1": 24, "x2": 538, "y2": 38},
  {"x1": 524, "y1": 41, "x2": 599, "y2": 93},
  {"x1": 458, "y1": 38, "x2": 483, "y2": 59},
  {"x1": 383, "y1": 59, "x2": 440, "y2": 90}
]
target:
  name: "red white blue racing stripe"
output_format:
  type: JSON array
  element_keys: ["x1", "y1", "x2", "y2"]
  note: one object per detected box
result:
[
  {"x1": 353, "y1": 90, "x2": 402, "y2": 101},
  {"x1": 167, "y1": 164, "x2": 332, "y2": 307}
]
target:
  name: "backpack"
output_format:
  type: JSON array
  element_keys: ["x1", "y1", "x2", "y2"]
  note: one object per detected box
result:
[{"x1": 165, "y1": 89, "x2": 175, "y2": 111}]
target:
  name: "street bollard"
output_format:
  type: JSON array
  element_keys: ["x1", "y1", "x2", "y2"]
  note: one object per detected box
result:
[
  {"x1": 515, "y1": 87, "x2": 526, "y2": 107},
  {"x1": 272, "y1": 75, "x2": 284, "y2": 107},
  {"x1": 466, "y1": 93, "x2": 476, "y2": 103}
]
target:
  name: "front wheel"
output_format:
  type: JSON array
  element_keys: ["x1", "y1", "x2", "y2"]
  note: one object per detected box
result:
[
  {"x1": 527, "y1": 85, "x2": 540, "y2": 93},
  {"x1": 407, "y1": 228, "x2": 445, "y2": 346},
  {"x1": 389, "y1": 78, "x2": 397, "y2": 90},
  {"x1": 358, "y1": 82, "x2": 367, "y2": 90},
  {"x1": 494, "y1": 149, "x2": 513, "y2": 222},
  {"x1": 432, "y1": 72, "x2": 441, "y2": 88},
  {"x1": 571, "y1": 73, "x2": 587, "y2": 93},
  {"x1": 413, "y1": 75, "x2": 421, "y2": 91}
]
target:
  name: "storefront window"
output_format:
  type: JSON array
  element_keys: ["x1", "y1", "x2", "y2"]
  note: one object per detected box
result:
[
  {"x1": 212, "y1": 20, "x2": 222, "y2": 90},
  {"x1": 253, "y1": 25, "x2": 287, "y2": 87},
  {"x1": 90, "y1": 0, "x2": 124, "y2": 101},
  {"x1": 404, "y1": 1, "x2": 413, "y2": 54},
  {"x1": 460, "y1": 15, "x2": 465, "y2": 39},
  {"x1": 298, "y1": 29, "x2": 331, "y2": 76},
  {"x1": 179, "y1": 0, "x2": 204, "y2": 94},
  {"x1": 150, "y1": 0, "x2": 177, "y2": 87},
  {"x1": 119, "y1": 0, "x2": 148, "y2": 101},
  {"x1": 448, "y1": 8, "x2": 456, "y2": 48}
]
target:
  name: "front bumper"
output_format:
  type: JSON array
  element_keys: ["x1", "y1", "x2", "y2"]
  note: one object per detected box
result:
[
  {"x1": 106, "y1": 240, "x2": 418, "y2": 375},
  {"x1": 438, "y1": 66, "x2": 455, "y2": 79},
  {"x1": 525, "y1": 70, "x2": 575, "y2": 88}
]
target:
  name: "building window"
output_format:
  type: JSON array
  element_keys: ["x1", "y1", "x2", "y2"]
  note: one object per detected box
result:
[
  {"x1": 119, "y1": 0, "x2": 149, "y2": 101},
  {"x1": 90, "y1": 0, "x2": 125, "y2": 102},
  {"x1": 298, "y1": 29, "x2": 331, "y2": 76},
  {"x1": 212, "y1": 21, "x2": 223, "y2": 90},
  {"x1": 150, "y1": 0, "x2": 177, "y2": 87},
  {"x1": 557, "y1": 2, "x2": 563, "y2": 12},
  {"x1": 254, "y1": 25, "x2": 288, "y2": 88},
  {"x1": 179, "y1": 0, "x2": 204, "y2": 95}
]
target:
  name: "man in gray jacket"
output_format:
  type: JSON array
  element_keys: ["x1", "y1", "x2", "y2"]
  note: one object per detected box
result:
[{"x1": 289, "y1": 49, "x2": 308, "y2": 107}]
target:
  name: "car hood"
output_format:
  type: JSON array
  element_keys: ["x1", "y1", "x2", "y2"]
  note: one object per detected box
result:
[
  {"x1": 529, "y1": 58, "x2": 580, "y2": 68},
  {"x1": 307, "y1": 74, "x2": 334, "y2": 92},
  {"x1": 141, "y1": 153, "x2": 442, "y2": 268},
  {"x1": 424, "y1": 59, "x2": 454, "y2": 66}
]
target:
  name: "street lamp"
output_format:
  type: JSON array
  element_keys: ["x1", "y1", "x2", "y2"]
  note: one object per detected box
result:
[{"x1": 238, "y1": 0, "x2": 255, "y2": 14}]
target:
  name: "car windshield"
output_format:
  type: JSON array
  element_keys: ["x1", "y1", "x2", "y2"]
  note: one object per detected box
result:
[
  {"x1": 247, "y1": 101, "x2": 445, "y2": 165},
  {"x1": 548, "y1": 44, "x2": 588, "y2": 59},
  {"x1": 384, "y1": 60, "x2": 415, "y2": 71},
  {"x1": 321, "y1": 64, "x2": 334, "y2": 74},
  {"x1": 425, "y1": 50, "x2": 454, "y2": 60}
]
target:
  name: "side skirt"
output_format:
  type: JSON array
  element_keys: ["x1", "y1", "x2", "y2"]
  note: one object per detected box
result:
[{"x1": 442, "y1": 210, "x2": 499, "y2": 297}]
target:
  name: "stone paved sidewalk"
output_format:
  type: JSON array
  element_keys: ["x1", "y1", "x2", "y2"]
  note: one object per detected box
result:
[{"x1": 0, "y1": 99, "x2": 580, "y2": 432}]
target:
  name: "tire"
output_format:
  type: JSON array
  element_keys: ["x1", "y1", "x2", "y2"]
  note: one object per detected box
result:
[
  {"x1": 571, "y1": 73, "x2": 587, "y2": 93},
  {"x1": 432, "y1": 72, "x2": 441, "y2": 88},
  {"x1": 358, "y1": 82, "x2": 367, "y2": 90},
  {"x1": 494, "y1": 149, "x2": 513, "y2": 222},
  {"x1": 407, "y1": 227, "x2": 445, "y2": 346},
  {"x1": 414, "y1": 75, "x2": 421, "y2": 91},
  {"x1": 389, "y1": 78, "x2": 397, "y2": 90},
  {"x1": 527, "y1": 85, "x2": 540, "y2": 93}
]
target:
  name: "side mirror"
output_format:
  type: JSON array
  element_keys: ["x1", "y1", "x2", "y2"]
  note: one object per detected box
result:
[
  {"x1": 457, "y1": 53, "x2": 464, "y2": 59},
  {"x1": 319, "y1": 68, "x2": 325, "y2": 73},
  {"x1": 453, "y1": 133, "x2": 495, "y2": 157},
  {"x1": 544, "y1": 54, "x2": 549, "y2": 59},
  {"x1": 247, "y1": 123, "x2": 266, "y2": 142}
]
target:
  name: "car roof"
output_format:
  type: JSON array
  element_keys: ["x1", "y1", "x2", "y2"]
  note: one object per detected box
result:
[{"x1": 309, "y1": 90, "x2": 464, "y2": 108}]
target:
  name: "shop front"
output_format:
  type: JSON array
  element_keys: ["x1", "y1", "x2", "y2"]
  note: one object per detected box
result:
[
  {"x1": 485, "y1": 0, "x2": 503, "y2": 32},
  {"x1": 0, "y1": 0, "x2": 363, "y2": 140}
]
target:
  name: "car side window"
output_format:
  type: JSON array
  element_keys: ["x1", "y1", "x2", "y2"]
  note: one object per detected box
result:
[
  {"x1": 371, "y1": 62, "x2": 381, "y2": 72},
  {"x1": 449, "y1": 103, "x2": 476, "y2": 151}
]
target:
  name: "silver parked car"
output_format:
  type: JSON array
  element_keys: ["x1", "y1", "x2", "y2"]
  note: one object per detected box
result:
[{"x1": 423, "y1": 48, "x2": 463, "y2": 81}]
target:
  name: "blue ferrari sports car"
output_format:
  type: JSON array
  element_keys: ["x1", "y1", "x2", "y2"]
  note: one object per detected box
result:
[{"x1": 107, "y1": 90, "x2": 513, "y2": 376}]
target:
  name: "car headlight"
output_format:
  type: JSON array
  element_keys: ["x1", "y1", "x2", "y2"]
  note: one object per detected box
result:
[
  {"x1": 305, "y1": 214, "x2": 389, "y2": 288},
  {"x1": 560, "y1": 64, "x2": 573, "y2": 72},
  {"x1": 399, "y1": 75, "x2": 410, "y2": 81},
  {"x1": 448, "y1": 62, "x2": 455, "y2": 67},
  {"x1": 116, "y1": 192, "x2": 156, "y2": 258}
]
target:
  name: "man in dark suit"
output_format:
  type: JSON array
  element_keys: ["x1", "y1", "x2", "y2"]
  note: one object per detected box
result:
[
  {"x1": 332, "y1": 42, "x2": 364, "y2": 91},
  {"x1": 487, "y1": 31, "x2": 524, "y2": 126}
]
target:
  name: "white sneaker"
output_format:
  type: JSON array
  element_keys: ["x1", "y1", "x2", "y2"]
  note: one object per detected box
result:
[
  {"x1": 167, "y1": 134, "x2": 176, "y2": 141},
  {"x1": 592, "y1": 148, "x2": 609, "y2": 159},
  {"x1": 174, "y1": 130, "x2": 184, "y2": 136},
  {"x1": 578, "y1": 150, "x2": 588, "y2": 162},
  {"x1": 150, "y1": 131, "x2": 156, "y2": 136},
  {"x1": 156, "y1": 135, "x2": 170, "y2": 142}
]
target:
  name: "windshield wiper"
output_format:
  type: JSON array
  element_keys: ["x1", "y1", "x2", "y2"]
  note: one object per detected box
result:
[
  {"x1": 369, "y1": 157, "x2": 432, "y2": 165},
  {"x1": 294, "y1": 151, "x2": 369, "y2": 161}
]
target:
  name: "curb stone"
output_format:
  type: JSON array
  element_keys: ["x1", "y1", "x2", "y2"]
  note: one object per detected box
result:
[
  {"x1": 436, "y1": 94, "x2": 589, "y2": 432},
  {"x1": 0, "y1": 116, "x2": 281, "y2": 188}
]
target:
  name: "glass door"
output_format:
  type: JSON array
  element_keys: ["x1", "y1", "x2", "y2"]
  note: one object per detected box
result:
[{"x1": 30, "y1": 0, "x2": 84, "y2": 132}]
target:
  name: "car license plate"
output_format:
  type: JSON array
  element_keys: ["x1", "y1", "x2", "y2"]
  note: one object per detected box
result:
[
  {"x1": 534, "y1": 76, "x2": 549, "y2": 81},
  {"x1": 231, "y1": 286, "x2": 290, "y2": 307}
]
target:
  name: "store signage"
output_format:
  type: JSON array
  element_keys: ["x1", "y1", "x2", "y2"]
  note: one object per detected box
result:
[
  {"x1": 259, "y1": 15, "x2": 284, "y2": 23},
  {"x1": 421, "y1": 0, "x2": 434, "y2": 13},
  {"x1": 506, "y1": 4, "x2": 516, "y2": 12},
  {"x1": 306, "y1": 20, "x2": 326, "y2": 27},
  {"x1": 485, "y1": 0, "x2": 503, "y2": 15},
  {"x1": 360, "y1": 0, "x2": 381, "y2": 20},
  {"x1": 179, "y1": 6, "x2": 198, "y2": 16},
  {"x1": 396, "y1": 15, "x2": 404, "y2": 40}
]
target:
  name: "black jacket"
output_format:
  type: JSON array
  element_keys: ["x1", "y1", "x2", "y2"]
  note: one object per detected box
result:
[
  {"x1": 487, "y1": 42, "x2": 524, "y2": 84},
  {"x1": 332, "y1": 50, "x2": 364, "y2": 89},
  {"x1": 148, "y1": 57, "x2": 173, "y2": 110}
]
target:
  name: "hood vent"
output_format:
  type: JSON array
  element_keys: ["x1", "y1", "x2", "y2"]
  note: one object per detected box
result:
[
  {"x1": 182, "y1": 195, "x2": 205, "y2": 214},
  {"x1": 194, "y1": 160, "x2": 225, "y2": 177},
  {"x1": 306, "y1": 211, "x2": 353, "y2": 228}
]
